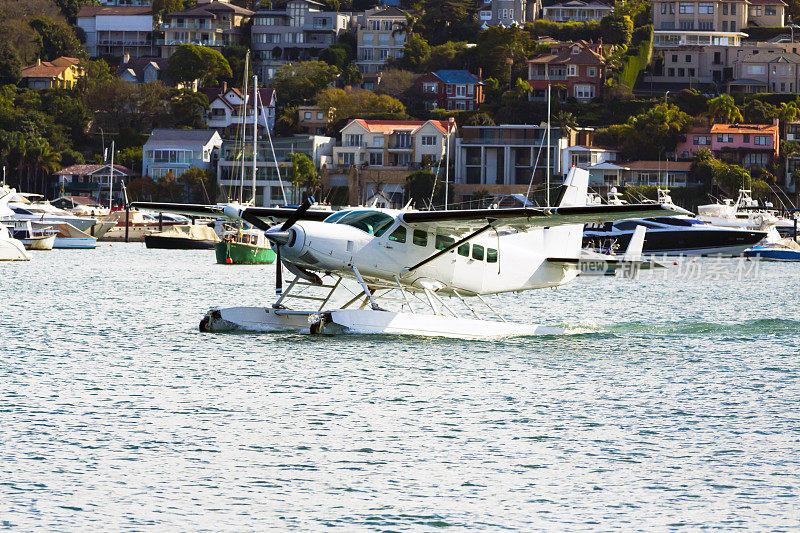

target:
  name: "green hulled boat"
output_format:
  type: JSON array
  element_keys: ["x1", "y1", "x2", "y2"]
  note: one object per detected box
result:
[{"x1": 215, "y1": 228, "x2": 276, "y2": 264}]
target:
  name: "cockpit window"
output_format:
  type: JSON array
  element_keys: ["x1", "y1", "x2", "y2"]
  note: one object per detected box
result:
[
  {"x1": 334, "y1": 210, "x2": 395, "y2": 237},
  {"x1": 322, "y1": 210, "x2": 349, "y2": 224}
]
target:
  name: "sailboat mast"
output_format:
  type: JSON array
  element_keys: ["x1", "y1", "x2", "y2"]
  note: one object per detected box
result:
[
  {"x1": 239, "y1": 52, "x2": 249, "y2": 204},
  {"x1": 109, "y1": 140, "x2": 115, "y2": 212},
  {"x1": 251, "y1": 76, "x2": 258, "y2": 205},
  {"x1": 546, "y1": 84, "x2": 551, "y2": 208}
]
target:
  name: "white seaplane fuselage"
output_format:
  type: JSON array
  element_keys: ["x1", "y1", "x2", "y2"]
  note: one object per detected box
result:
[{"x1": 277, "y1": 216, "x2": 583, "y2": 296}]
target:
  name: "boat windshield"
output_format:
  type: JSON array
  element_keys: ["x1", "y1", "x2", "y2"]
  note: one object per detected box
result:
[{"x1": 329, "y1": 210, "x2": 395, "y2": 236}]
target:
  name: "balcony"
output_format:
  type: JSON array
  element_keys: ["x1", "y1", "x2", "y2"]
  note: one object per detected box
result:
[{"x1": 460, "y1": 137, "x2": 551, "y2": 146}]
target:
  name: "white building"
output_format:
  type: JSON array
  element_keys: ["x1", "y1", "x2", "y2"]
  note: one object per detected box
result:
[
  {"x1": 332, "y1": 119, "x2": 456, "y2": 169},
  {"x1": 142, "y1": 129, "x2": 223, "y2": 179},
  {"x1": 202, "y1": 84, "x2": 276, "y2": 137},
  {"x1": 561, "y1": 145, "x2": 619, "y2": 175},
  {"x1": 77, "y1": 5, "x2": 154, "y2": 58}
]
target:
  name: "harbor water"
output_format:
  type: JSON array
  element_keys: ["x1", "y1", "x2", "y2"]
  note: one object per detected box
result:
[{"x1": 2, "y1": 244, "x2": 799, "y2": 530}]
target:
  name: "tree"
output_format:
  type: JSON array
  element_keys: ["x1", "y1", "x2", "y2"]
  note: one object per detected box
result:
[
  {"x1": 319, "y1": 45, "x2": 349, "y2": 70},
  {"x1": 599, "y1": 13, "x2": 633, "y2": 45},
  {"x1": 178, "y1": 167, "x2": 216, "y2": 203},
  {"x1": 555, "y1": 110, "x2": 578, "y2": 137},
  {"x1": 170, "y1": 89, "x2": 209, "y2": 128},
  {"x1": 271, "y1": 60, "x2": 339, "y2": 106},
  {"x1": 474, "y1": 26, "x2": 532, "y2": 85},
  {"x1": 427, "y1": 41, "x2": 470, "y2": 71},
  {"x1": 288, "y1": 153, "x2": 319, "y2": 197},
  {"x1": 316, "y1": 88, "x2": 407, "y2": 130},
  {"x1": 618, "y1": 103, "x2": 691, "y2": 159},
  {"x1": 463, "y1": 112, "x2": 495, "y2": 127},
  {"x1": 707, "y1": 94, "x2": 743, "y2": 124},
  {"x1": 741, "y1": 98, "x2": 777, "y2": 124},
  {"x1": 117, "y1": 146, "x2": 143, "y2": 174},
  {"x1": 376, "y1": 69, "x2": 417, "y2": 102},
  {"x1": 222, "y1": 45, "x2": 248, "y2": 85},
  {"x1": 29, "y1": 17, "x2": 86, "y2": 61},
  {"x1": 405, "y1": 168, "x2": 440, "y2": 208},
  {"x1": 0, "y1": 19, "x2": 42, "y2": 64},
  {"x1": 152, "y1": 0, "x2": 184, "y2": 19},
  {"x1": 0, "y1": 42, "x2": 22, "y2": 86},
  {"x1": 340, "y1": 63, "x2": 362, "y2": 87},
  {"x1": 53, "y1": 0, "x2": 96, "y2": 24},
  {"x1": 398, "y1": 34, "x2": 430, "y2": 71},
  {"x1": 166, "y1": 44, "x2": 232, "y2": 87}
]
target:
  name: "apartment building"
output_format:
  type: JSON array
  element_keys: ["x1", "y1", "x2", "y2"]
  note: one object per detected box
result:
[
  {"x1": 647, "y1": 0, "x2": 787, "y2": 88},
  {"x1": 251, "y1": 0, "x2": 354, "y2": 80},
  {"x1": 415, "y1": 70, "x2": 485, "y2": 111},
  {"x1": 355, "y1": 6, "x2": 408, "y2": 78},
  {"x1": 76, "y1": 5, "x2": 154, "y2": 58},
  {"x1": 202, "y1": 84, "x2": 277, "y2": 136},
  {"x1": 453, "y1": 125, "x2": 566, "y2": 204},
  {"x1": 675, "y1": 120, "x2": 779, "y2": 168},
  {"x1": 217, "y1": 135, "x2": 334, "y2": 206},
  {"x1": 142, "y1": 129, "x2": 223, "y2": 179},
  {"x1": 159, "y1": 0, "x2": 253, "y2": 58},
  {"x1": 542, "y1": 0, "x2": 612, "y2": 22},
  {"x1": 730, "y1": 48, "x2": 800, "y2": 93},
  {"x1": 527, "y1": 40, "x2": 606, "y2": 102},
  {"x1": 478, "y1": 0, "x2": 542, "y2": 26}
]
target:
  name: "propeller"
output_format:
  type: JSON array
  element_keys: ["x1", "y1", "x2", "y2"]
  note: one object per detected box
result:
[{"x1": 270, "y1": 196, "x2": 314, "y2": 295}]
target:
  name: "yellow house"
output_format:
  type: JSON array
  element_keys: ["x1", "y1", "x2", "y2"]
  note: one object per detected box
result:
[{"x1": 20, "y1": 57, "x2": 85, "y2": 90}]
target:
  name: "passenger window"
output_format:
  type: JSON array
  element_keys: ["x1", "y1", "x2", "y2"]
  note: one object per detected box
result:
[
  {"x1": 457, "y1": 243, "x2": 470, "y2": 256},
  {"x1": 487, "y1": 248, "x2": 498, "y2": 263},
  {"x1": 435, "y1": 234, "x2": 455, "y2": 250},
  {"x1": 413, "y1": 229, "x2": 427, "y2": 246},
  {"x1": 388, "y1": 225, "x2": 406, "y2": 243},
  {"x1": 472, "y1": 244, "x2": 484, "y2": 260}
]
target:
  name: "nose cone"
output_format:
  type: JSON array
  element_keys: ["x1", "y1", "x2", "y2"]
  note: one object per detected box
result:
[{"x1": 271, "y1": 224, "x2": 306, "y2": 257}]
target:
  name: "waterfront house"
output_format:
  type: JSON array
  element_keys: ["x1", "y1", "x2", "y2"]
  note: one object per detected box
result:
[
  {"x1": 76, "y1": 5, "x2": 154, "y2": 58},
  {"x1": 542, "y1": 0, "x2": 612, "y2": 22},
  {"x1": 478, "y1": 0, "x2": 542, "y2": 26},
  {"x1": 675, "y1": 120, "x2": 779, "y2": 169},
  {"x1": 142, "y1": 129, "x2": 223, "y2": 179},
  {"x1": 415, "y1": 70, "x2": 485, "y2": 111},
  {"x1": 251, "y1": 0, "x2": 354, "y2": 80},
  {"x1": 159, "y1": 0, "x2": 253, "y2": 59},
  {"x1": 527, "y1": 41, "x2": 606, "y2": 103},
  {"x1": 20, "y1": 57, "x2": 84, "y2": 90},
  {"x1": 117, "y1": 54, "x2": 171, "y2": 84},
  {"x1": 53, "y1": 164, "x2": 137, "y2": 206},
  {"x1": 202, "y1": 83, "x2": 276, "y2": 136}
]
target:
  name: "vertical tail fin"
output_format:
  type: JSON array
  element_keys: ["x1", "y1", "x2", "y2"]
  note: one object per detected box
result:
[
  {"x1": 558, "y1": 167, "x2": 589, "y2": 207},
  {"x1": 621, "y1": 225, "x2": 646, "y2": 280}
]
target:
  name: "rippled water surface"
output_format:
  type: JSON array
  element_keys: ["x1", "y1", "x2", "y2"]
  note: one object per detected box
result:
[{"x1": 2, "y1": 244, "x2": 799, "y2": 530}]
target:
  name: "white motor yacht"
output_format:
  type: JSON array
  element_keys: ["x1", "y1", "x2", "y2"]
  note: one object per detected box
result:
[
  {"x1": 697, "y1": 189, "x2": 778, "y2": 231},
  {"x1": 0, "y1": 187, "x2": 98, "y2": 233},
  {"x1": 0, "y1": 222, "x2": 30, "y2": 261},
  {"x1": 8, "y1": 220, "x2": 56, "y2": 250}
]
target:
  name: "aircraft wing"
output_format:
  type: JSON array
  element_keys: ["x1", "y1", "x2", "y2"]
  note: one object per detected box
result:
[
  {"x1": 129, "y1": 202, "x2": 332, "y2": 223},
  {"x1": 400, "y1": 203, "x2": 690, "y2": 234}
]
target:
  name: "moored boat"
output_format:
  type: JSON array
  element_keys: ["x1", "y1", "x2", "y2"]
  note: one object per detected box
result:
[
  {"x1": 744, "y1": 238, "x2": 800, "y2": 261},
  {"x1": 144, "y1": 224, "x2": 220, "y2": 249},
  {"x1": 0, "y1": 222, "x2": 30, "y2": 261},
  {"x1": 215, "y1": 227, "x2": 276, "y2": 264}
]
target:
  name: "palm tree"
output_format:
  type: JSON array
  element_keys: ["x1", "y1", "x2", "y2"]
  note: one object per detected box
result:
[
  {"x1": 707, "y1": 94, "x2": 743, "y2": 124},
  {"x1": 555, "y1": 111, "x2": 578, "y2": 138}
]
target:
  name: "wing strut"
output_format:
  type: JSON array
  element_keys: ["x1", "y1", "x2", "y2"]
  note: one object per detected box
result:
[{"x1": 404, "y1": 218, "x2": 498, "y2": 274}]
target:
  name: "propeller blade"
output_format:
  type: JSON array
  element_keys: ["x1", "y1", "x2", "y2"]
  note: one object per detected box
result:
[
  {"x1": 280, "y1": 196, "x2": 314, "y2": 231},
  {"x1": 275, "y1": 245, "x2": 283, "y2": 295}
]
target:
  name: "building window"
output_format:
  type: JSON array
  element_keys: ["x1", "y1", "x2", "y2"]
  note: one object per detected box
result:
[
  {"x1": 717, "y1": 133, "x2": 734, "y2": 143},
  {"x1": 742, "y1": 134, "x2": 750, "y2": 142},
  {"x1": 723, "y1": 3, "x2": 728, "y2": 14},
  {"x1": 731, "y1": 4, "x2": 736, "y2": 14},
  {"x1": 587, "y1": 67, "x2": 597, "y2": 77},
  {"x1": 338, "y1": 152, "x2": 354, "y2": 165},
  {"x1": 754, "y1": 135, "x2": 770, "y2": 145},
  {"x1": 456, "y1": 84, "x2": 466, "y2": 96},
  {"x1": 423, "y1": 82, "x2": 437, "y2": 93},
  {"x1": 567, "y1": 65, "x2": 577, "y2": 76},
  {"x1": 766, "y1": 6, "x2": 776, "y2": 15},
  {"x1": 693, "y1": 135, "x2": 711, "y2": 145},
  {"x1": 688, "y1": 68, "x2": 695, "y2": 76},
  {"x1": 678, "y1": 68, "x2": 685, "y2": 77},
  {"x1": 671, "y1": 54, "x2": 678, "y2": 62},
  {"x1": 698, "y1": 2, "x2": 714, "y2": 13},
  {"x1": 668, "y1": 68, "x2": 675, "y2": 76},
  {"x1": 369, "y1": 152, "x2": 383, "y2": 165},
  {"x1": 345, "y1": 134, "x2": 362, "y2": 147},
  {"x1": 679, "y1": 2, "x2": 694, "y2": 13},
  {"x1": 574, "y1": 84, "x2": 595, "y2": 99},
  {"x1": 421, "y1": 136, "x2": 436, "y2": 146},
  {"x1": 661, "y1": 2, "x2": 667, "y2": 13},
  {"x1": 304, "y1": 112, "x2": 311, "y2": 119}
]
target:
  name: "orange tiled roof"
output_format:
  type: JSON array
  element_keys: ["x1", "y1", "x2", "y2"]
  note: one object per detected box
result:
[
  {"x1": 351, "y1": 119, "x2": 452, "y2": 135},
  {"x1": 21, "y1": 63, "x2": 69, "y2": 79},
  {"x1": 710, "y1": 123, "x2": 777, "y2": 134}
]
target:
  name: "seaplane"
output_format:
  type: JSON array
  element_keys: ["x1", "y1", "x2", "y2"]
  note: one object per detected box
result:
[{"x1": 132, "y1": 168, "x2": 686, "y2": 338}]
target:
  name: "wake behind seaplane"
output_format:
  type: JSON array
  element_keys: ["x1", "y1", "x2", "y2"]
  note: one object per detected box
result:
[{"x1": 132, "y1": 168, "x2": 687, "y2": 338}]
